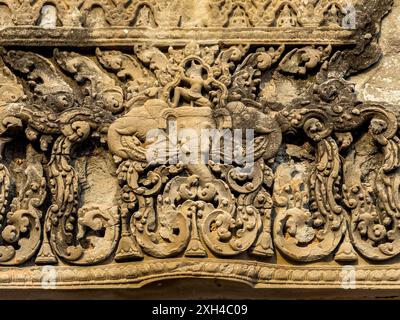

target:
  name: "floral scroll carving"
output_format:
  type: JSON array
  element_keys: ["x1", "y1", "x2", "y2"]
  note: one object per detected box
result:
[{"x1": 0, "y1": 37, "x2": 396, "y2": 265}]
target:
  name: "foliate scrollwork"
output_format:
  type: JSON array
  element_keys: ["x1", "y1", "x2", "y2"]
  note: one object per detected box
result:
[
  {"x1": 38, "y1": 120, "x2": 119, "y2": 265},
  {"x1": 0, "y1": 55, "x2": 25, "y2": 105},
  {"x1": 96, "y1": 48, "x2": 157, "y2": 109},
  {"x1": 277, "y1": 73, "x2": 399, "y2": 262},
  {"x1": 0, "y1": 17, "x2": 396, "y2": 275},
  {"x1": 201, "y1": 162, "x2": 263, "y2": 256},
  {"x1": 229, "y1": 45, "x2": 284, "y2": 103},
  {"x1": 273, "y1": 136, "x2": 346, "y2": 262},
  {"x1": 0, "y1": 145, "x2": 46, "y2": 265},
  {"x1": 2, "y1": 49, "x2": 75, "y2": 111},
  {"x1": 279, "y1": 45, "x2": 332, "y2": 75},
  {"x1": 54, "y1": 50, "x2": 124, "y2": 114},
  {"x1": 343, "y1": 115, "x2": 400, "y2": 261}
]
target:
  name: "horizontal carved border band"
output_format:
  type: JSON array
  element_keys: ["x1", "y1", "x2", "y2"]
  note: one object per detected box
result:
[
  {"x1": 0, "y1": 27, "x2": 356, "y2": 46},
  {"x1": 0, "y1": 0, "x2": 371, "y2": 46},
  {"x1": 3, "y1": 260, "x2": 400, "y2": 290},
  {"x1": 0, "y1": 0, "x2": 360, "y2": 29}
]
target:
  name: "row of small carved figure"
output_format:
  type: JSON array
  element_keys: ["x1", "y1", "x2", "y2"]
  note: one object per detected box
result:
[{"x1": 0, "y1": 0, "x2": 353, "y2": 28}]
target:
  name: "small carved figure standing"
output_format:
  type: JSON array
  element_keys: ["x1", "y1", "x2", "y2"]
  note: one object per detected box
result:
[
  {"x1": 135, "y1": 5, "x2": 157, "y2": 27},
  {"x1": 0, "y1": 4, "x2": 13, "y2": 27},
  {"x1": 39, "y1": 5, "x2": 58, "y2": 29}
]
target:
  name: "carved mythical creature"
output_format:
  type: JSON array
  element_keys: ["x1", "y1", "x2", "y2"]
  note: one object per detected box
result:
[
  {"x1": 103, "y1": 42, "x2": 287, "y2": 260},
  {"x1": 107, "y1": 99, "x2": 169, "y2": 161},
  {"x1": 224, "y1": 101, "x2": 282, "y2": 161}
]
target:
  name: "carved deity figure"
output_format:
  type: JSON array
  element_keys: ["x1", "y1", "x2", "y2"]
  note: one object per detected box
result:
[
  {"x1": 172, "y1": 61, "x2": 211, "y2": 108},
  {"x1": 227, "y1": 6, "x2": 250, "y2": 27},
  {"x1": 276, "y1": 4, "x2": 298, "y2": 27},
  {"x1": 323, "y1": 4, "x2": 342, "y2": 27},
  {"x1": 0, "y1": 4, "x2": 13, "y2": 27},
  {"x1": 301, "y1": 0, "x2": 319, "y2": 26},
  {"x1": 38, "y1": 4, "x2": 58, "y2": 29},
  {"x1": 304, "y1": 0, "x2": 316, "y2": 16},
  {"x1": 85, "y1": 6, "x2": 108, "y2": 28},
  {"x1": 134, "y1": 5, "x2": 157, "y2": 28}
]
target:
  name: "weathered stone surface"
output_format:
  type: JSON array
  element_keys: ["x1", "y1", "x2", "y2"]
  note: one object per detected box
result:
[
  {"x1": 351, "y1": 0, "x2": 400, "y2": 104},
  {"x1": 0, "y1": 0, "x2": 398, "y2": 298}
]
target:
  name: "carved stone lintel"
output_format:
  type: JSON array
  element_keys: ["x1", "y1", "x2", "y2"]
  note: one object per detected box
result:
[{"x1": 0, "y1": 0, "x2": 396, "y2": 293}]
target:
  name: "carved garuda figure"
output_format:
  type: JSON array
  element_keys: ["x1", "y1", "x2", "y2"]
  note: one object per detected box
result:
[{"x1": 0, "y1": 0, "x2": 397, "y2": 291}]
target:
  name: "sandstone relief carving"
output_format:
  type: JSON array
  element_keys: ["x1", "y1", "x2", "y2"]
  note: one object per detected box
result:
[
  {"x1": 0, "y1": 0, "x2": 360, "y2": 28},
  {"x1": 0, "y1": 0, "x2": 397, "y2": 290}
]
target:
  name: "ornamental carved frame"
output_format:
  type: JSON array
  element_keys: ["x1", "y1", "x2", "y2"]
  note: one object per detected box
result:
[{"x1": 0, "y1": 0, "x2": 398, "y2": 292}]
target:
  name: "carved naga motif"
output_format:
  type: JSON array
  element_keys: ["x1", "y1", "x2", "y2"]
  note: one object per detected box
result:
[
  {"x1": 54, "y1": 50, "x2": 124, "y2": 114},
  {"x1": 2, "y1": 49, "x2": 75, "y2": 111}
]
